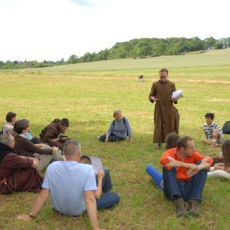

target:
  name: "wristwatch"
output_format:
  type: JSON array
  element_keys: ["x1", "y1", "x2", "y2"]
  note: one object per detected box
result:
[{"x1": 30, "y1": 212, "x2": 36, "y2": 219}]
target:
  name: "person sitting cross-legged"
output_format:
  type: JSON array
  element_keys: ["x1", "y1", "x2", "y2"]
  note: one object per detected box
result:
[{"x1": 160, "y1": 136, "x2": 213, "y2": 217}]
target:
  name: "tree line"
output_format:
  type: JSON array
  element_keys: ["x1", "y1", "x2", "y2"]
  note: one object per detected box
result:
[{"x1": 1, "y1": 37, "x2": 230, "y2": 69}]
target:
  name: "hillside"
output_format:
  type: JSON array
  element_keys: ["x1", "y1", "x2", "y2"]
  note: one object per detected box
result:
[{"x1": 41, "y1": 49, "x2": 230, "y2": 72}]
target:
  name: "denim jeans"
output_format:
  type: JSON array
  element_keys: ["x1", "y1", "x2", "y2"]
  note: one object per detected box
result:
[
  {"x1": 96, "y1": 168, "x2": 112, "y2": 193},
  {"x1": 163, "y1": 164, "x2": 207, "y2": 202},
  {"x1": 99, "y1": 133, "x2": 125, "y2": 142},
  {"x1": 96, "y1": 192, "x2": 120, "y2": 210}
]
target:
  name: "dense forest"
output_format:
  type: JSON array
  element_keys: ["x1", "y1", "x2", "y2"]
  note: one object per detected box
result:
[{"x1": 1, "y1": 37, "x2": 230, "y2": 69}]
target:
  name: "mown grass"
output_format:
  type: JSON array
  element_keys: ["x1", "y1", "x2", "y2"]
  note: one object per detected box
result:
[{"x1": 0, "y1": 54, "x2": 230, "y2": 229}]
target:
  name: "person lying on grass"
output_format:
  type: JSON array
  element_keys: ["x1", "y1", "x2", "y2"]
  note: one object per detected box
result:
[{"x1": 208, "y1": 139, "x2": 230, "y2": 179}]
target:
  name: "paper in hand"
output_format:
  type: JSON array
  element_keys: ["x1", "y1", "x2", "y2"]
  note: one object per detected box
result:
[
  {"x1": 172, "y1": 89, "x2": 183, "y2": 99},
  {"x1": 88, "y1": 156, "x2": 103, "y2": 174}
]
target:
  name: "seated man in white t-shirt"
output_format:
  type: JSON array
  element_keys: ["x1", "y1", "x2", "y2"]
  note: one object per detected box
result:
[{"x1": 17, "y1": 140, "x2": 106, "y2": 230}]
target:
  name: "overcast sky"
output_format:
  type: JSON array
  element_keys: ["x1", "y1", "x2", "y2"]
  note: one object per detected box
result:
[{"x1": 0, "y1": 0, "x2": 229, "y2": 62}]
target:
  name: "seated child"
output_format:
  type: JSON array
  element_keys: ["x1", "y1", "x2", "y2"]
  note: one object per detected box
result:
[{"x1": 202, "y1": 113, "x2": 224, "y2": 147}]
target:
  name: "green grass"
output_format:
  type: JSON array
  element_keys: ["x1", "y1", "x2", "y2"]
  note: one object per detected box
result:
[{"x1": 0, "y1": 52, "x2": 230, "y2": 229}]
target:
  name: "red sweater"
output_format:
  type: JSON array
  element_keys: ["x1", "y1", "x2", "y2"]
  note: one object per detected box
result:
[{"x1": 160, "y1": 147, "x2": 213, "y2": 181}]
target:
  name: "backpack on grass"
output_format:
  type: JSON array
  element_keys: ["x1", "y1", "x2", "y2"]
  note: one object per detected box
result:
[{"x1": 222, "y1": 121, "x2": 230, "y2": 134}]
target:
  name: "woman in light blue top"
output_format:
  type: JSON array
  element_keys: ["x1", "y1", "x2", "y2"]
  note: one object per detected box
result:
[{"x1": 98, "y1": 109, "x2": 133, "y2": 143}]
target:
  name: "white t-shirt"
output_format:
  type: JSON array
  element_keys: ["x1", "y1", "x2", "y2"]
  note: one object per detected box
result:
[{"x1": 42, "y1": 161, "x2": 97, "y2": 216}]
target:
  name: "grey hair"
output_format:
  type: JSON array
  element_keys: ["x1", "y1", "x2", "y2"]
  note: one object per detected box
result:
[
  {"x1": 0, "y1": 134, "x2": 11, "y2": 145},
  {"x1": 63, "y1": 140, "x2": 81, "y2": 156}
]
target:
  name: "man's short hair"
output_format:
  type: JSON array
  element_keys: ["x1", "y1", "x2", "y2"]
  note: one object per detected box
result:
[
  {"x1": 79, "y1": 155, "x2": 92, "y2": 165},
  {"x1": 159, "y1": 68, "x2": 168, "y2": 74},
  {"x1": 177, "y1": 136, "x2": 193, "y2": 149},
  {"x1": 60, "y1": 118, "x2": 69, "y2": 127},
  {"x1": 63, "y1": 140, "x2": 81, "y2": 156},
  {"x1": 0, "y1": 133, "x2": 11, "y2": 145},
  {"x1": 6, "y1": 112, "x2": 17, "y2": 122},
  {"x1": 13, "y1": 119, "x2": 29, "y2": 134},
  {"x1": 205, "y1": 113, "x2": 215, "y2": 120}
]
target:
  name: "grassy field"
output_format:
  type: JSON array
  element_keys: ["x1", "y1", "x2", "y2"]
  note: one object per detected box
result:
[{"x1": 0, "y1": 50, "x2": 230, "y2": 230}]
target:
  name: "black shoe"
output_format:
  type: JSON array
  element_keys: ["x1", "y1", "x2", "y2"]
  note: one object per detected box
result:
[{"x1": 154, "y1": 144, "x2": 161, "y2": 150}]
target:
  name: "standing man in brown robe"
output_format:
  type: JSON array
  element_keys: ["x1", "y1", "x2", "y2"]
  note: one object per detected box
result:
[{"x1": 149, "y1": 68, "x2": 180, "y2": 149}]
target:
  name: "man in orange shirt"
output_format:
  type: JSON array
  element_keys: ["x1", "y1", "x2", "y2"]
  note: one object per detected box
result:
[{"x1": 160, "y1": 136, "x2": 213, "y2": 217}]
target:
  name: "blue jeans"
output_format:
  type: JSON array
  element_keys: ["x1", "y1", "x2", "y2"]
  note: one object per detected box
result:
[
  {"x1": 163, "y1": 164, "x2": 207, "y2": 202},
  {"x1": 96, "y1": 193, "x2": 120, "y2": 210},
  {"x1": 99, "y1": 133, "x2": 125, "y2": 142},
  {"x1": 96, "y1": 168, "x2": 112, "y2": 193}
]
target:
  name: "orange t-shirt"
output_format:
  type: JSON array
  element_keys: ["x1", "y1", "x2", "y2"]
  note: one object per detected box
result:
[{"x1": 160, "y1": 148, "x2": 213, "y2": 181}]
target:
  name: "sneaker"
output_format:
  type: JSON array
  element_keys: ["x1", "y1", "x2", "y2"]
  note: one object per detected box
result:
[
  {"x1": 188, "y1": 199, "x2": 199, "y2": 216},
  {"x1": 175, "y1": 198, "x2": 188, "y2": 217}
]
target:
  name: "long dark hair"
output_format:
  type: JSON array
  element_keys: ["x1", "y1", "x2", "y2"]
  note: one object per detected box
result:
[{"x1": 222, "y1": 140, "x2": 230, "y2": 169}]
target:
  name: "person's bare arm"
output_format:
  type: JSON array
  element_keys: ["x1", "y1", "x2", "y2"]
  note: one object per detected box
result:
[
  {"x1": 128, "y1": 136, "x2": 133, "y2": 143},
  {"x1": 16, "y1": 189, "x2": 50, "y2": 220},
  {"x1": 187, "y1": 161, "x2": 210, "y2": 177},
  {"x1": 94, "y1": 170, "x2": 104, "y2": 199},
  {"x1": 84, "y1": 191, "x2": 105, "y2": 230},
  {"x1": 165, "y1": 156, "x2": 198, "y2": 170}
]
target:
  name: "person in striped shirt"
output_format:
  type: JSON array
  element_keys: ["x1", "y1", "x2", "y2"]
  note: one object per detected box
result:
[{"x1": 202, "y1": 113, "x2": 224, "y2": 147}]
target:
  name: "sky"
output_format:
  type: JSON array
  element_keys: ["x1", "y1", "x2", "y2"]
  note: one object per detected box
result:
[{"x1": 0, "y1": 0, "x2": 229, "y2": 62}]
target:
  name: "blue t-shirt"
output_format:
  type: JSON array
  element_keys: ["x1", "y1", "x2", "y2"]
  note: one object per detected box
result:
[{"x1": 42, "y1": 161, "x2": 97, "y2": 216}]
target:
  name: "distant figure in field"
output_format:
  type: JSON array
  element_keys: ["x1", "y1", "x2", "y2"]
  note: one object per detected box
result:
[
  {"x1": 2, "y1": 111, "x2": 17, "y2": 135},
  {"x1": 202, "y1": 113, "x2": 224, "y2": 147},
  {"x1": 98, "y1": 109, "x2": 133, "y2": 143},
  {"x1": 146, "y1": 132, "x2": 180, "y2": 190},
  {"x1": 14, "y1": 119, "x2": 64, "y2": 172},
  {"x1": 138, "y1": 75, "x2": 144, "y2": 82},
  {"x1": 149, "y1": 68, "x2": 179, "y2": 150},
  {"x1": 0, "y1": 134, "x2": 43, "y2": 194},
  {"x1": 17, "y1": 140, "x2": 107, "y2": 230},
  {"x1": 160, "y1": 136, "x2": 213, "y2": 217},
  {"x1": 208, "y1": 140, "x2": 230, "y2": 179},
  {"x1": 39, "y1": 118, "x2": 69, "y2": 150}
]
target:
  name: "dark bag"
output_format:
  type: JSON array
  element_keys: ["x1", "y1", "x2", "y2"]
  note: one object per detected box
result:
[{"x1": 222, "y1": 121, "x2": 230, "y2": 134}]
